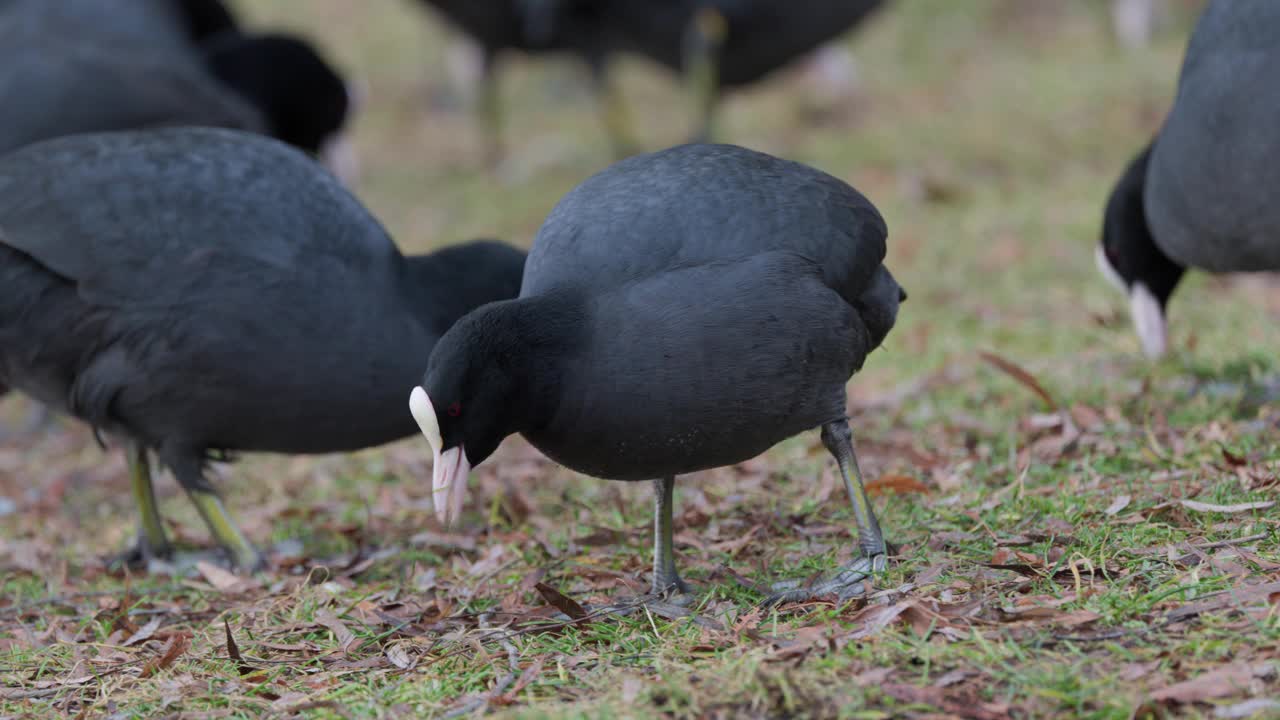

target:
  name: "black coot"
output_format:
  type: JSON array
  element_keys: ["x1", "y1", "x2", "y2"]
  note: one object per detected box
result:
[
  {"x1": 0, "y1": 0, "x2": 359, "y2": 437},
  {"x1": 1097, "y1": 0, "x2": 1280, "y2": 358},
  {"x1": 413, "y1": 0, "x2": 630, "y2": 161},
  {"x1": 541, "y1": 0, "x2": 888, "y2": 142},
  {"x1": 0, "y1": 127, "x2": 527, "y2": 569},
  {"x1": 0, "y1": 0, "x2": 238, "y2": 51},
  {"x1": 412, "y1": 143, "x2": 904, "y2": 604},
  {"x1": 0, "y1": 0, "x2": 356, "y2": 172}
]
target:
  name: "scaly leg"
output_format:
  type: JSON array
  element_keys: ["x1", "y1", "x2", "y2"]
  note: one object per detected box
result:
[
  {"x1": 167, "y1": 452, "x2": 263, "y2": 571},
  {"x1": 764, "y1": 419, "x2": 889, "y2": 606},
  {"x1": 111, "y1": 442, "x2": 173, "y2": 568},
  {"x1": 651, "y1": 476, "x2": 691, "y2": 600},
  {"x1": 477, "y1": 48, "x2": 505, "y2": 169}
]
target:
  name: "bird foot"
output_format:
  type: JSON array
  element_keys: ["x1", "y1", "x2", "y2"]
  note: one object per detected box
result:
[
  {"x1": 107, "y1": 539, "x2": 264, "y2": 576},
  {"x1": 761, "y1": 554, "x2": 886, "y2": 607},
  {"x1": 648, "y1": 576, "x2": 694, "y2": 606},
  {"x1": 220, "y1": 543, "x2": 266, "y2": 574},
  {"x1": 107, "y1": 537, "x2": 175, "y2": 573}
]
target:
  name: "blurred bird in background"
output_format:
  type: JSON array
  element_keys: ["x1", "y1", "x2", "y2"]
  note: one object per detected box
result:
[
  {"x1": 0, "y1": 0, "x2": 363, "y2": 442},
  {"x1": 414, "y1": 0, "x2": 887, "y2": 163}
]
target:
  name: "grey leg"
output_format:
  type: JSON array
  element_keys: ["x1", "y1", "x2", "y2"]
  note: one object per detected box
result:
[
  {"x1": 589, "y1": 58, "x2": 639, "y2": 159},
  {"x1": 477, "y1": 49, "x2": 505, "y2": 169},
  {"x1": 764, "y1": 419, "x2": 889, "y2": 606},
  {"x1": 651, "y1": 476, "x2": 691, "y2": 598},
  {"x1": 682, "y1": 7, "x2": 726, "y2": 143}
]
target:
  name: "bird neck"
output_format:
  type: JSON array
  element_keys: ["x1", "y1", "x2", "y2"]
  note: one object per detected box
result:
[
  {"x1": 1103, "y1": 143, "x2": 1185, "y2": 303},
  {"x1": 459, "y1": 292, "x2": 585, "y2": 437}
]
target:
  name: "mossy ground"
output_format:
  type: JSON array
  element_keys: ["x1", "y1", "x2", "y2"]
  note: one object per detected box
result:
[{"x1": 2, "y1": 1, "x2": 1277, "y2": 718}]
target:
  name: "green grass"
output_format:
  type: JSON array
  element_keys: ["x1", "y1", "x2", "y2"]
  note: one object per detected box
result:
[{"x1": 2, "y1": 0, "x2": 1279, "y2": 718}]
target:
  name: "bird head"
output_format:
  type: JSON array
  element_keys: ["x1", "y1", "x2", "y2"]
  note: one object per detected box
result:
[
  {"x1": 202, "y1": 32, "x2": 358, "y2": 181},
  {"x1": 1096, "y1": 143, "x2": 1185, "y2": 359},
  {"x1": 409, "y1": 303, "x2": 525, "y2": 526}
]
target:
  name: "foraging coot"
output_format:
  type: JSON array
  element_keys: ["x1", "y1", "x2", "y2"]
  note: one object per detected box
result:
[
  {"x1": 512, "y1": 0, "x2": 886, "y2": 144},
  {"x1": 604, "y1": 0, "x2": 888, "y2": 140},
  {"x1": 413, "y1": 0, "x2": 631, "y2": 161},
  {"x1": 0, "y1": 127, "x2": 527, "y2": 569},
  {"x1": 0, "y1": 0, "x2": 238, "y2": 52},
  {"x1": 412, "y1": 143, "x2": 904, "y2": 604},
  {"x1": 1097, "y1": 0, "x2": 1280, "y2": 358},
  {"x1": 419, "y1": 0, "x2": 888, "y2": 155},
  {"x1": 0, "y1": 0, "x2": 356, "y2": 174}
]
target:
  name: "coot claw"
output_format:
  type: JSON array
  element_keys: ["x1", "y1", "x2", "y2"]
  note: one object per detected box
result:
[
  {"x1": 107, "y1": 536, "x2": 174, "y2": 571},
  {"x1": 761, "y1": 554, "x2": 885, "y2": 607}
]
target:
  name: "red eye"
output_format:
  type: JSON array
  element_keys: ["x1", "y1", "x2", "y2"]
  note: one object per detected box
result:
[{"x1": 447, "y1": 402, "x2": 462, "y2": 417}]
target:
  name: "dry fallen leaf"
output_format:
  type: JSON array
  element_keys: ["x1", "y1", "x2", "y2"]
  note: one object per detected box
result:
[
  {"x1": 535, "y1": 582, "x2": 589, "y2": 622},
  {"x1": 385, "y1": 642, "x2": 417, "y2": 670},
  {"x1": 121, "y1": 617, "x2": 161, "y2": 647},
  {"x1": 1119, "y1": 661, "x2": 1160, "y2": 682},
  {"x1": 865, "y1": 474, "x2": 931, "y2": 497},
  {"x1": 1069, "y1": 404, "x2": 1105, "y2": 431},
  {"x1": 978, "y1": 350, "x2": 1057, "y2": 410},
  {"x1": 138, "y1": 633, "x2": 189, "y2": 679},
  {"x1": 315, "y1": 609, "x2": 357, "y2": 653},
  {"x1": 1104, "y1": 495, "x2": 1131, "y2": 516},
  {"x1": 854, "y1": 667, "x2": 894, "y2": 687},
  {"x1": 881, "y1": 683, "x2": 1011, "y2": 720},
  {"x1": 1180, "y1": 499, "x2": 1275, "y2": 514},
  {"x1": 196, "y1": 561, "x2": 254, "y2": 593},
  {"x1": 1213, "y1": 698, "x2": 1280, "y2": 719},
  {"x1": 844, "y1": 600, "x2": 956, "y2": 641},
  {"x1": 933, "y1": 669, "x2": 978, "y2": 688},
  {"x1": 224, "y1": 619, "x2": 255, "y2": 677},
  {"x1": 1150, "y1": 663, "x2": 1274, "y2": 704},
  {"x1": 1164, "y1": 581, "x2": 1280, "y2": 622},
  {"x1": 494, "y1": 656, "x2": 548, "y2": 705}
]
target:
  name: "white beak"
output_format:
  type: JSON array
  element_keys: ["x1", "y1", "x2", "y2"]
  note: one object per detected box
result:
[
  {"x1": 1096, "y1": 246, "x2": 1168, "y2": 359},
  {"x1": 409, "y1": 386, "x2": 471, "y2": 526},
  {"x1": 432, "y1": 446, "x2": 471, "y2": 527},
  {"x1": 1130, "y1": 282, "x2": 1167, "y2": 359},
  {"x1": 1095, "y1": 244, "x2": 1127, "y2": 293}
]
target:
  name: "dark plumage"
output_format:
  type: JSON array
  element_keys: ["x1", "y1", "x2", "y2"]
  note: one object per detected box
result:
[
  {"x1": 0, "y1": 0, "x2": 238, "y2": 51},
  {"x1": 0, "y1": 127, "x2": 527, "y2": 568},
  {"x1": 419, "y1": 0, "x2": 598, "y2": 57},
  {"x1": 413, "y1": 0, "x2": 627, "y2": 160},
  {"x1": 0, "y1": 0, "x2": 354, "y2": 166},
  {"x1": 602, "y1": 0, "x2": 886, "y2": 87},
  {"x1": 412, "y1": 143, "x2": 903, "y2": 604},
  {"x1": 547, "y1": 0, "x2": 889, "y2": 141},
  {"x1": 1097, "y1": 0, "x2": 1280, "y2": 358},
  {"x1": 0, "y1": 0, "x2": 359, "y2": 439},
  {"x1": 200, "y1": 32, "x2": 354, "y2": 159},
  {"x1": 415, "y1": 0, "x2": 887, "y2": 156}
]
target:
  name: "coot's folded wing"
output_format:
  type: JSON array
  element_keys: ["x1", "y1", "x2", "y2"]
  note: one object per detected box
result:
[
  {"x1": 0, "y1": 127, "x2": 397, "y2": 310},
  {"x1": 523, "y1": 143, "x2": 887, "y2": 305},
  {"x1": 1145, "y1": 0, "x2": 1280, "y2": 272}
]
